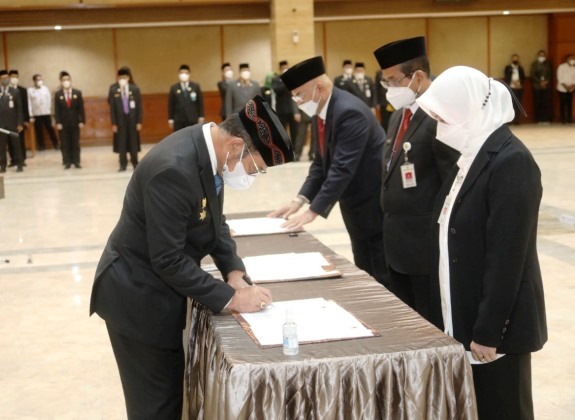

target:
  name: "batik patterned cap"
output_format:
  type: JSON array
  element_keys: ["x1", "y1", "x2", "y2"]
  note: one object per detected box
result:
[{"x1": 238, "y1": 95, "x2": 294, "y2": 166}]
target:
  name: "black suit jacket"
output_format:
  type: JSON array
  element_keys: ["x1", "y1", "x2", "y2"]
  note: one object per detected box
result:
[
  {"x1": 54, "y1": 88, "x2": 85, "y2": 126},
  {"x1": 271, "y1": 75, "x2": 298, "y2": 116},
  {"x1": 168, "y1": 81, "x2": 204, "y2": 126},
  {"x1": 381, "y1": 108, "x2": 459, "y2": 275},
  {"x1": 0, "y1": 86, "x2": 23, "y2": 130},
  {"x1": 108, "y1": 82, "x2": 142, "y2": 153},
  {"x1": 347, "y1": 76, "x2": 377, "y2": 108},
  {"x1": 504, "y1": 64, "x2": 526, "y2": 87},
  {"x1": 90, "y1": 125, "x2": 244, "y2": 349},
  {"x1": 14, "y1": 85, "x2": 29, "y2": 123},
  {"x1": 429, "y1": 125, "x2": 547, "y2": 354},
  {"x1": 299, "y1": 87, "x2": 385, "y2": 238}
]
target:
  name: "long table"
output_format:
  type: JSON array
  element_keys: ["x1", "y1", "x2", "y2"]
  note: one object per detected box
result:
[{"x1": 186, "y1": 226, "x2": 477, "y2": 419}]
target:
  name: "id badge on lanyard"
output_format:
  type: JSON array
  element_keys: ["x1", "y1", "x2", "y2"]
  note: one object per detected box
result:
[{"x1": 400, "y1": 142, "x2": 417, "y2": 189}]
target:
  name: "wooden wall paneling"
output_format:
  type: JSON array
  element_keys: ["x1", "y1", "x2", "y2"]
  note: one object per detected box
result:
[{"x1": 222, "y1": 24, "x2": 272, "y2": 84}]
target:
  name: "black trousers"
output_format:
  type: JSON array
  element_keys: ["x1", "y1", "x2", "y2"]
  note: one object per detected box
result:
[
  {"x1": 59, "y1": 122, "x2": 81, "y2": 165},
  {"x1": 348, "y1": 231, "x2": 389, "y2": 287},
  {"x1": 0, "y1": 131, "x2": 23, "y2": 170},
  {"x1": 106, "y1": 324, "x2": 185, "y2": 420},
  {"x1": 34, "y1": 114, "x2": 58, "y2": 149},
  {"x1": 387, "y1": 267, "x2": 430, "y2": 320},
  {"x1": 532, "y1": 88, "x2": 552, "y2": 122},
  {"x1": 472, "y1": 353, "x2": 534, "y2": 420},
  {"x1": 8, "y1": 129, "x2": 26, "y2": 164},
  {"x1": 118, "y1": 114, "x2": 139, "y2": 169},
  {"x1": 558, "y1": 91, "x2": 573, "y2": 123},
  {"x1": 293, "y1": 113, "x2": 317, "y2": 161}
]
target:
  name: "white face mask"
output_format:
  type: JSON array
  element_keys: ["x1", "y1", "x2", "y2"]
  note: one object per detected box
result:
[
  {"x1": 118, "y1": 78, "x2": 128, "y2": 88},
  {"x1": 436, "y1": 121, "x2": 470, "y2": 152},
  {"x1": 343, "y1": 67, "x2": 353, "y2": 77},
  {"x1": 355, "y1": 72, "x2": 365, "y2": 81},
  {"x1": 62, "y1": 80, "x2": 71, "y2": 89},
  {"x1": 297, "y1": 85, "x2": 320, "y2": 117},
  {"x1": 179, "y1": 72, "x2": 190, "y2": 82},
  {"x1": 36, "y1": 80, "x2": 44, "y2": 87},
  {"x1": 386, "y1": 77, "x2": 417, "y2": 109},
  {"x1": 222, "y1": 146, "x2": 256, "y2": 190},
  {"x1": 224, "y1": 69, "x2": 233, "y2": 79},
  {"x1": 569, "y1": 59, "x2": 575, "y2": 66},
  {"x1": 537, "y1": 56, "x2": 546, "y2": 63},
  {"x1": 240, "y1": 70, "x2": 251, "y2": 81},
  {"x1": 10, "y1": 77, "x2": 18, "y2": 86}
]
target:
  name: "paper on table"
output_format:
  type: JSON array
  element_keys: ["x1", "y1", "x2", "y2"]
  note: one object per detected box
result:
[
  {"x1": 227, "y1": 217, "x2": 302, "y2": 237},
  {"x1": 242, "y1": 252, "x2": 340, "y2": 283},
  {"x1": 238, "y1": 298, "x2": 375, "y2": 347}
]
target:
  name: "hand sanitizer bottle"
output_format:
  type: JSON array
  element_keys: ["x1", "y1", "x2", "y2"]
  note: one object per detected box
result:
[{"x1": 283, "y1": 307, "x2": 299, "y2": 355}]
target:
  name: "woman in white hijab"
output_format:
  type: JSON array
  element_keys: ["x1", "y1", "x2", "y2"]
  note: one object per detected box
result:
[{"x1": 417, "y1": 66, "x2": 547, "y2": 420}]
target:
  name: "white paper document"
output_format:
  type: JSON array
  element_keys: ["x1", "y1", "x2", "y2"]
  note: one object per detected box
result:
[
  {"x1": 239, "y1": 298, "x2": 375, "y2": 347},
  {"x1": 227, "y1": 217, "x2": 301, "y2": 237},
  {"x1": 242, "y1": 252, "x2": 340, "y2": 283}
]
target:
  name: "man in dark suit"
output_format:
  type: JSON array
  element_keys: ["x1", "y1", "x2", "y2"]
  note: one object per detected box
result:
[
  {"x1": 272, "y1": 60, "x2": 300, "y2": 150},
  {"x1": 271, "y1": 56, "x2": 388, "y2": 286},
  {"x1": 217, "y1": 62, "x2": 233, "y2": 121},
  {"x1": 225, "y1": 63, "x2": 261, "y2": 116},
  {"x1": 8, "y1": 70, "x2": 29, "y2": 167},
  {"x1": 333, "y1": 59, "x2": 354, "y2": 93},
  {"x1": 347, "y1": 62, "x2": 377, "y2": 113},
  {"x1": 54, "y1": 71, "x2": 85, "y2": 169},
  {"x1": 168, "y1": 64, "x2": 204, "y2": 132},
  {"x1": 90, "y1": 95, "x2": 294, "y2": 420},
  {"x1": 0, "y1": 69, "x2": 24, "y2": 173},
  {"x1": 503, "y1": 53, "x2": 526, "y2": 125},
  {"x1": 108, "y1": 67, "x2": 142, "y2": 171},
  {"x1": 372, "y1": 37, "x2": 459, "y2": 319}
]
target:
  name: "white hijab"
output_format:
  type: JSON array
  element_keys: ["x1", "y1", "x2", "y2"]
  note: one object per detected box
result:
[{"x1": 416, "y1": 66, "x2": 514, "y2": 160}]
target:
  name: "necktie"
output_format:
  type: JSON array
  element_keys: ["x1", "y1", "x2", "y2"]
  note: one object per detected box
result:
[
  {"x1": 214, "y1": 173, "x2": 223, "y2": 195},
  {"x1": 66, "y1": 91, "x2": 71, "y2": 108},
  {"x1": 122, "y1": 88, "x2": 129, "y2": 114},
  {"x1": 317, "y1": 117, "x2": 325, "y2": 157},
  {"x1": 392, "y1": 108, "x2": 412, "y2": 153}
]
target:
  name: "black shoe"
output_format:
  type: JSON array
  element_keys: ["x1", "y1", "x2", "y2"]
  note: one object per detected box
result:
[
  {"x1": 23, "y1": 162, "x2": 27, "y2": 167},
  {"x1": 65, "y1": 164, "x2": 71, "y2": 169},
  {"x1": 0, "y1": 167, "x2": 6, "y2": 173},
  {"x1": 8, "y1": 162, "x2": 16, "y2": 168},
  {"x1": 74, "y1": 164, "x2": 82, "y2": 169},
  {"x1": 118, "y1": 167, "x2": 127, "y2": 172},
  {"x1": 16, "y1": 167, "x2": 23, "y2": 172}
]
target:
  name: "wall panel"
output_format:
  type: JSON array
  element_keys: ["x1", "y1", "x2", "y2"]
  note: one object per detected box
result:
[
  {"x1": 115, "y1": 25, "x2": 221, "y2": 95},
  {"x1": 324, "y1": 19, "x2": 426, "y2": 78},
  {"x1": 428, "y1": 17, "x2": 489, "y2": 75},
  {"x1": 6, "y1": 29, "x2": 114, "y2": 97},
  {"x1": 489, "y1": 15, "x2": 548, "y2": 78},
  {"x1": 222, "y1": 24, "x2": 272, "y2": 85}
]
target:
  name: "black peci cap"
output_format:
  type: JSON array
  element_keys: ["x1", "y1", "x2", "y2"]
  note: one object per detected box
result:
[
  {"x1": 0, "y1": 69, "x2": 7, "y2": 77},
  {"x1": 280, "y1": 56, "x2": 325, "y2": 91},
  {"x1": 59, "y1": 71, "x2": 70, "y2": 79},
  {"x1": 179, "y1": 64, "x2": 190, "y2": 71},
  {"x1": 239, "y1": 63, "x2": 250, "y2": 70},
  {"x1": 355, "y1": 62, "x2": 365, "y2": 69},
  {"x1": 221, "y1": 62, "x2": 231, "y2": 70},
  {"x1": 238, "y1": 95, "x2": 294, "y2": 167},
  {"x1": 373, "y1": 36, "x2": 427, "y2": 69},
  {"x1": 342, "y1": 60, "x2": 352, "y2": 66},
  {"x1": 117, "y1": 68, "x2": 130, "y2": 76}
]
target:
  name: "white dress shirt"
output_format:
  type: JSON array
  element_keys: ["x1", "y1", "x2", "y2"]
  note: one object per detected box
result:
[{"x1": 27, "y1": 85, "x2": 52, "y2": 117}]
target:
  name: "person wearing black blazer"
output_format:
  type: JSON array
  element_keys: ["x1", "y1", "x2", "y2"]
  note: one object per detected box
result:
[
  {"x1": 272, "y1": 60, "x2": 300, "y2": 146},
  {"x1": 333, "y1": 59, "x2": 354, "y2": 93},
  {"x1": 272, "y1": 56, "x2": 388, "y2": 286},
  {"x1": 90, "y1": 96, "x2": 294, "y2": 420},
  {"x1": 168, "y1": 64, "x2": 204, "y2": 132},
  {"x1": 8, "y1": 70, "x2": 29, "y2": 167},
  {"x1": 217, "y1": 62, "x2": 233, "y2": 121},
  {"x1": 108, "y1": 67, "x2": 142, "y2": 171},
  {"x1": 373, "y1": 37, "x2": 459, "y2": 319},
  {"x1": 55, "y1": 71, "x2": 85, "y2": 169},
  {"x1": 347, "y1": 62, "x2": 377, "y2": 112},
  {"x1": 0, "y1": 69, "x2": 24, "y2": 172},
  {"x1": 417, "y1": 66, "x2": 547, "y2": 420},
  {"x1": 503, "y1": 54, "x2": 526, "y2": 125}
]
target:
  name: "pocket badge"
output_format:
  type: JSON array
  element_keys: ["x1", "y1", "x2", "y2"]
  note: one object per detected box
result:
[{"x1": 199, "y1": 197, "x2": 207, "y2": 221}]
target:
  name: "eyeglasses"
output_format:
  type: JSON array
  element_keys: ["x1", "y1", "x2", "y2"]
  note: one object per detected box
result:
[
  {"x1": 380, "y1": 71, "x2": 417, "y2": 90},
  {"x1": 242, "y1": 145, "x2": 267, "y2": 176}
]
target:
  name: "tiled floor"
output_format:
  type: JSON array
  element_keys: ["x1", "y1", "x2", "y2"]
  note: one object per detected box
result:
[{"x1": 0, "y1": 124, "x2": 573, "y2": 419}]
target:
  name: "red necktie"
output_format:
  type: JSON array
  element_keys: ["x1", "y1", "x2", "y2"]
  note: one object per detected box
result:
[
  {"x1": 66, "y1": 91, "x2": 71, "y2": 108},
  {"x1": 393, "y1": 108, "x2": 412, "y2": 153},
  {"x1": 317, "y1": 117, "x2": 325, "y2": 156}
]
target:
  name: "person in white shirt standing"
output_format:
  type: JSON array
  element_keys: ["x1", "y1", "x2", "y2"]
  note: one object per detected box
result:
[
  {"x1": 28, "y1": 74, "x2": 59, "y2": 151},
  {"x1": 556, "y1": 53, "x2": 575, "y2": 124}
]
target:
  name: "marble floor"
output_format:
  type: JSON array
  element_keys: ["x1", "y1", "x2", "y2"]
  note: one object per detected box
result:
[{"x1": 0, "y1": 124, "x2": 574, "y2": 419}]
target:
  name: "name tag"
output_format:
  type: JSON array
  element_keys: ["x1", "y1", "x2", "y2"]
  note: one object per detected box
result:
[
  {"x1": 401, "y1": 163, "x2": 417, "y2": 189},
  {"x1": 129, "y1": 100, "x2": 136, "y2": 109},
  {"x1": 9, "y1": 100, "x2": 14, "y2": 108}
]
